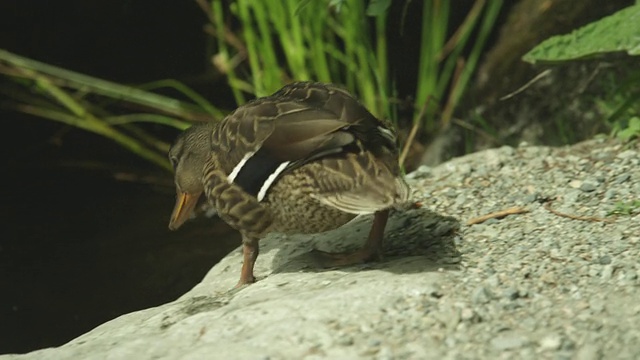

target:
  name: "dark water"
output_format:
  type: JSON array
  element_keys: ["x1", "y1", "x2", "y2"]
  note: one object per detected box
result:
[
  {"x1": 0, "y1": 0, "x2": 231, "y2": 348},
  {"x1": 0, "y1": 121, "x2": 240, "y2": 354}
]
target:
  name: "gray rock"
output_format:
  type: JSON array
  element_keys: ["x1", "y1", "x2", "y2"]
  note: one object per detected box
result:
[{"x1": 2, "y1": 139, "x2": 639, "y2": 360}]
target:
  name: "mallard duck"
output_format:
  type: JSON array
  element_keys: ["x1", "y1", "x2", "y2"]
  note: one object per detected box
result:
[{"x1": 168, "y1": 81, "x2": 410, "y2": 286}]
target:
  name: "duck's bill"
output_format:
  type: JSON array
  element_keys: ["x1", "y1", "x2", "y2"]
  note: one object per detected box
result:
[{"x1": 168, "y1": 192, "x2": 201, "y2": 230}]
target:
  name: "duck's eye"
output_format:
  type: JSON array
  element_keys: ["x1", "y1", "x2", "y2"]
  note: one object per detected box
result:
[{"x1": 169, "y1": 156, "x2": 179, "y2": 169}]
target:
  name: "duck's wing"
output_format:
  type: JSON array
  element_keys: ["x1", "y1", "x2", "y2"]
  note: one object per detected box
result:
[{"x1": 211, "y1": 82, "x2": 408, "y2": 209}]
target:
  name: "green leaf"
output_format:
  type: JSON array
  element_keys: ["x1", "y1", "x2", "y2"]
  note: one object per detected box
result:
[
  {"x1": 523, "y1": 4, "x2": 640, "y2": 64},
  {"x1": 617, "y1": 116, "x2": 640, "y2": 141},
  {"x1": 608, "y1": 200, "x2": 640, "y2": 216},
  {"x1": 329, "y1": 0, "x2": 345, "y2": 13},
  {"x1": 366, "y1": 0, "x2": 391, "y2": 16},
  {"x1": 294, "y1": 0, "x2": 313, "y2": 15}
]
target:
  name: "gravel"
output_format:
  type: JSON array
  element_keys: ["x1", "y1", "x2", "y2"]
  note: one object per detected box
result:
[
  {"x1": 402, "y1": 138, "x2": 640, "y2": 359},
  {"x1": 2, "y1": 138, "x2": 638, "y2": 360}
]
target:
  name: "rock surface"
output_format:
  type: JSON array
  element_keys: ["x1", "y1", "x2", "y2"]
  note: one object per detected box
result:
[{"x1": 4, "y1": 138, "x2": 639, "y2": 359}]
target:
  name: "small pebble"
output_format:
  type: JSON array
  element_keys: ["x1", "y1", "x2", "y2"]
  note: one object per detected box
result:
[
  {"x1": 601, "y1": 265, "x2": 614, "y2": 281},
  {"x1": 598, "y1": 255, "x2": 612, "y2": 265},
  {"x1": 613, "y1": 173, "x2": 631, "y2": 184},
  {"x1": 616, "y1": 150, "x2": 637, "y2": 159},
  {"x1": 539, "y1": 334, "x2": 562, "y2": 350},
  {"x1": 472, "y1": 286, "x2": 494, "y2": 304},
  {"x1": 580, "y1": 181, "x2": 598, "y2": 192},
  {"x1": 490, "y1": 333, "x2": 529, "y2": 350},
  {"x1": 574, "y1": 344, "x2": 602, "y2": 360},
  {"x1": 503, "y1": 287, "x2": 519, "y2": 300}
]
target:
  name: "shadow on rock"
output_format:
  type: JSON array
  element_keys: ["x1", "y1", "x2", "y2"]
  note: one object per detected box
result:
[{"x1": 270, "y1": 206, "x2": 461, "y2": 277}]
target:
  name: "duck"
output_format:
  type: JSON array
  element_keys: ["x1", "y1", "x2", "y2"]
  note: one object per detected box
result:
[{"x1": 168, "y1": 81, "x2": 410, "y2": 287}]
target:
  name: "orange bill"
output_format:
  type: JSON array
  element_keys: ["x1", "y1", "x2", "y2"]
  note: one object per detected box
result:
[{"x1": 168, "y1": 191, "x2": 202, "y2": 230}]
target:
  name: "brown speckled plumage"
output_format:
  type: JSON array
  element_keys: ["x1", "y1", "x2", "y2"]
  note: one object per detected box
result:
[{"x1": 168, "y1": 82, "x2": 410, "y2": 286}]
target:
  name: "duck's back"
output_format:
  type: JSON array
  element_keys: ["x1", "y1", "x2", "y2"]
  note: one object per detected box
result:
[{"x1": 208, "y1": 82, "x2": 409, "y2": 234}]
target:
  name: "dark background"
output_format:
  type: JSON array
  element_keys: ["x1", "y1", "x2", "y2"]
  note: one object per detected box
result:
[{"x1": 0, "y1": 1, "x2": 240, "y2": 354}]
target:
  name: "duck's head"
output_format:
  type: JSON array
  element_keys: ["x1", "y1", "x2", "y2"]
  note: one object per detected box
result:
[{"x1": 168, "y1": 123, "x2": 212, "y2": 230}]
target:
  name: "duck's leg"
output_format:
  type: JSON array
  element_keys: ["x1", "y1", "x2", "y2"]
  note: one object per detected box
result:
[
  {"x1": 203, "y1": 167, "x2": 272, "y2": 287},
  {"x1": 314, "y1": 209, "x2": 389, "y2": 267},
  {"x1": 237, "y1": 235, "x2": 259, "y2": 287}
]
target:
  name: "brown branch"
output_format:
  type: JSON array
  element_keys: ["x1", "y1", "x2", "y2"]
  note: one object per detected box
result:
[
  {"x1": 543, "y1": 201, "x2": 614, "y2": 223},
  {"x1": 437, "y1": 0, "x2": 487, "y2": 61},
  {"x1": 499, "y1": 69, "x2": 552, "y2": 101},
  {"x1": 194, "y1": 0, "x2": 212, "y2": 21},
  {"x1": 399, "y1": 121, "x2": 420, "y2": 168},
  {"x1": 440, "y1": 58, "x2": 465, "y2": 128},
  {"x1": 400, "y1": 94, "x2": 436, "y2": 167},
  {"x1": 467, "y1": 207, "x2": 529, "y2": 225},
  {"x1": 450, "y1": 117, "x2": 500, "y2": 145}
]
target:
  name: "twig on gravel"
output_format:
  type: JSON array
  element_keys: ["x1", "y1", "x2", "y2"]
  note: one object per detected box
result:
[
  {"x1": 466, "y1": 207, "x2": 529, "y2": 225},
  {"x1": 543, "y1": 201, "x2": 614, "y2": 223}
]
